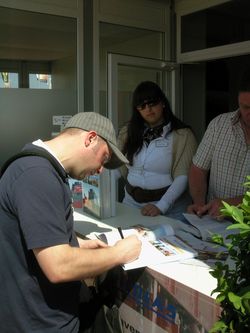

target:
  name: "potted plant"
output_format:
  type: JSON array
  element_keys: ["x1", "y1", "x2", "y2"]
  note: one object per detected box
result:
[{"x1": 209, "y1": 176, "x2": 250, "y2": 333}]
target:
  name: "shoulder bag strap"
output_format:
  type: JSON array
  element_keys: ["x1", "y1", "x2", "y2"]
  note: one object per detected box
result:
[{"x1": 0, "y1": 150, "x2": 67, "y2": 182}]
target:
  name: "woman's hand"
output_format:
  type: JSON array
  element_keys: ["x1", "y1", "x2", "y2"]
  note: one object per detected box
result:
[{"x1": 141, "y1": 203, "x2": 161, "y2": 216}]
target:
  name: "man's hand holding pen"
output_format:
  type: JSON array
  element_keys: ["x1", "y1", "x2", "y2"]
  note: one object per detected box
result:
[{"x1": 115, "y1": 227, "x2": 142, "y2": 264}]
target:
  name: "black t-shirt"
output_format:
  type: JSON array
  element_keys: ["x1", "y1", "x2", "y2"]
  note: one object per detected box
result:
[{"x1": 0, "y1": 144, "x2": 81, "y2": 332}]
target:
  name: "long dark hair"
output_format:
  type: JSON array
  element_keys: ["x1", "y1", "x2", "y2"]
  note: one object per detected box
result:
[{"x1": 122, "y1": 81, "x2": 189, "y2": 164}]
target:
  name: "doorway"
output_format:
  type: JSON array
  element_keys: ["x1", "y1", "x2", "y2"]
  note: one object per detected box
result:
[{"x1": 107, "y1": 53, "x2": 178, "y2": 133}]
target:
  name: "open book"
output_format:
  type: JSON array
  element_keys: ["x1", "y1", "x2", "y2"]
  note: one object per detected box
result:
[
  {"x1": 95, "y1": 224, "x2": 197, "y2": 270},
  {"x1": 182, "y1": 213, "x2": 235, "y2": 241}
]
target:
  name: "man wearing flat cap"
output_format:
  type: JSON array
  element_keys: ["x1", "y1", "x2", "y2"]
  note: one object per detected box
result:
[{"x1": 0, "y1": 112, "x2": 141, "y2": 333}]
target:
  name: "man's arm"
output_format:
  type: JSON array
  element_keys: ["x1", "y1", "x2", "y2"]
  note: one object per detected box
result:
[
  {"x1": 33, "y1": 235, "x2": 141, "y2": 283},
  {"x1": 187, "y1": 163, "x2": 208, "y2": 215}
]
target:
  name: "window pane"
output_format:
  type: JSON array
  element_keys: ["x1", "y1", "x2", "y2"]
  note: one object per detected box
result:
[
  {"x1": 181, "y1": 0, "x2": 250, "y2": 53},
  {"x1": 0, "y1": 72, "x2": 18, "y2": 88},
  {"x1": 29, "y1": 74, "x2": 52, "y2": 89}
]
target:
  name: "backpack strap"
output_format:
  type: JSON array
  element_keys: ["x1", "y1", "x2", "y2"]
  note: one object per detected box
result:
[{"x1": 0, "y1": 150, "x2": 67, "y2": 182}]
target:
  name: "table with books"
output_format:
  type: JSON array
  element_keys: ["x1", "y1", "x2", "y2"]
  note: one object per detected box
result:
[{"x1": 74, "y1": 202, "x2": 222, "y2": 333}]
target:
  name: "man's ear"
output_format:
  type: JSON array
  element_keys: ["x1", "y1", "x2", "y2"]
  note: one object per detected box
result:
[
  {"x1": 85, "y1": 131, "x2": 97, "y2": 147},
  {"x1": 89, "y1": 131, "x2": 97, "y2": 143}
]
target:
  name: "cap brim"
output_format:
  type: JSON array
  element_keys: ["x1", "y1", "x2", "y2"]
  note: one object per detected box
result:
[{"x1": 104, "y1": 142, "x2": 129, "y2": 169}]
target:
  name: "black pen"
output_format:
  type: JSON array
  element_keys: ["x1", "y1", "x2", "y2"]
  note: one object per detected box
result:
[{"x1": 118, "y1": 227, "x2": 124, "y2": 239}]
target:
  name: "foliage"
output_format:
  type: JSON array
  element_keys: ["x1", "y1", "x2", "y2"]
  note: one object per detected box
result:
[{"x1": 209, "y1": 176, "x2": 250, "y2": 333}]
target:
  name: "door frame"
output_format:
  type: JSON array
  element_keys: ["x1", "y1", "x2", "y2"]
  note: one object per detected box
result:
[{"x1": 107, "y1": 53, "x2": 179, "y2": 133}]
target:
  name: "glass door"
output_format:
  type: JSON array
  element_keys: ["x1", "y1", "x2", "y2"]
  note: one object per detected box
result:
[{"x1": 107, "y1": 53, "x2": 179, "y2": 133}]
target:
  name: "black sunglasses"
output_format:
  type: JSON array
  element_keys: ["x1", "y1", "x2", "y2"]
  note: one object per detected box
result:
[{"x1": 136, "y1": 99, "x2": 161, "y2": 111}]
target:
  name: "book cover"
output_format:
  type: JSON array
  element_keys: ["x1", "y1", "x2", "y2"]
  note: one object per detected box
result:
[{"x1": 68, "y1": 169, "x2": 115, "y2": 219}]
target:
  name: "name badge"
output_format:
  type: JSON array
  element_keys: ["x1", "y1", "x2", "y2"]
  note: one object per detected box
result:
[{"x1": 155, "y1": 140, "x2": 168, "y2": 147}]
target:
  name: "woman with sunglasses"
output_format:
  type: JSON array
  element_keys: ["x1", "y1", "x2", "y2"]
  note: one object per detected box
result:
[{"x1": 117, "y1": 81, "x2": 197, "y2": 220}]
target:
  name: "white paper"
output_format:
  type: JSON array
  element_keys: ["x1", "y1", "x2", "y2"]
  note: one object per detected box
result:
[{"x1": 182, "y1": 213, "x2": 234, "y2": 241}]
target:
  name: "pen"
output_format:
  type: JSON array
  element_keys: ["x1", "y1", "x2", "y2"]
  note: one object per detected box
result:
[{"x1": 118, "y1": 227, "x2": 124, "y2": 239}]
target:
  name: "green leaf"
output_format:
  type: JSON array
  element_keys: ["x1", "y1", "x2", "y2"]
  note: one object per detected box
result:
[
  {"x1": 209, "y1": 320, "x2": 228, "y2": 333},
  {"x1": 221, "y1": 201, "x2": 234, "y2": 213},
  {"x1": 227, "y1": 223, "x2": 250, "y2": 230},
  {"x1": 241, "y1": 202, "x2": 250, "y2": 213},
  {"x1": 216, "y1": 294, "x2": 226, "y2": 303},
  {"x1": 240, "y1": 290, "x2": 250, "y2": 314},
  {"x1": 211, "y1": 233, "x2": 225, "y2": 245},
  {"x1": 232, "y1": 209, "x2": 243, "y2": 223},
  {"x1": 228, "y1": 292, "x2": 242, "y2": 310},
  {"x1": 242, "y1": 298, "x2": 250, "y2": 313}
]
